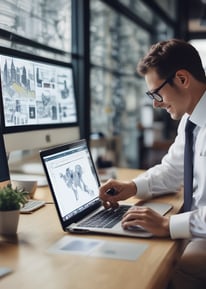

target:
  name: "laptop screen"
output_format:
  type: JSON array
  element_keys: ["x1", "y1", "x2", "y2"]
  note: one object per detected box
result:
[{"x1": 41, "y1": 140, "x2": 100, "y2": 223}]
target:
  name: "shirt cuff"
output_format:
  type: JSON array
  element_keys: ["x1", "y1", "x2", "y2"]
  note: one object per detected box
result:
[
  {"x1": 169, "y1": 212, "x2": 192, "y2": 239},
  {"x1": 132, "y1": 177, "x2": 152, "y2": 199}
]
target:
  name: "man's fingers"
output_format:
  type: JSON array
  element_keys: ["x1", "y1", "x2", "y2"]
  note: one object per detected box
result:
[{"x1": 102, "y1": 200, "x2": 119, "y2": 210}]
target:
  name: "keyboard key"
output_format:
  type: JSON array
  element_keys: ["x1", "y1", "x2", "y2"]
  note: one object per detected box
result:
[{"x1": 78, "y1": 205, "x2": 130, "y2": 228}]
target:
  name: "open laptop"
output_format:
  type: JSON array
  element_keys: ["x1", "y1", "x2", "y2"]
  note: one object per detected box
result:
[{"x1": 40, "y1": 139, "x2": 172, "y2": 238}]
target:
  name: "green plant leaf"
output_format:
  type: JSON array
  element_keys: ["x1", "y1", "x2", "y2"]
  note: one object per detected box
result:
[{"x1": 0, "y1": 183, "x2": 29, "y2": 211}]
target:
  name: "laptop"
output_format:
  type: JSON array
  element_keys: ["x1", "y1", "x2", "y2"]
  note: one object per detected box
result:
[{"x1": 40, "y1": 139, "x2": 172, "y2": 238}]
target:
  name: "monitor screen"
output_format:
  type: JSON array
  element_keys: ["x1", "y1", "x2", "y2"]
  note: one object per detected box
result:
[
  {"x1": 1, "y1": 54, "x2": 77, "y2": 127},
  {"x1": 0, "y1": 48, "x2": 80, "y2": 185},
  {"x1": 0, "y1": 49, "x2": 79, "y2": 151}
]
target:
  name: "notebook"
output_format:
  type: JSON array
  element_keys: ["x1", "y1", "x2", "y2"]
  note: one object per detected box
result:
[{"x1": 40, "y1": 139, "x2": 172, "y2": 238}]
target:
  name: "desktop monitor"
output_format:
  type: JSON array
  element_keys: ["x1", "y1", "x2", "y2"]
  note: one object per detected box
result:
[{"x1": 0, "y1": 47, "x2": 80, "y2": 185}]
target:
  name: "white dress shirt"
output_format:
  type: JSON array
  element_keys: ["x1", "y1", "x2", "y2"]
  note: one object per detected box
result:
[{"x1": 133, "y1": 92, "x2": 206, "y2": 239}]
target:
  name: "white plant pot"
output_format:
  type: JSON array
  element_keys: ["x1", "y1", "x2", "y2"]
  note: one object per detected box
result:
[{"x1": 0, "y1": 210, "x2": 20, "y2": 235}]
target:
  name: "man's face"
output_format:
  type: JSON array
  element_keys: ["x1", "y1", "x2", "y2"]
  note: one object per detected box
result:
[{"x1": 145, "y1": 69, "x2": 189, "y2": 120}]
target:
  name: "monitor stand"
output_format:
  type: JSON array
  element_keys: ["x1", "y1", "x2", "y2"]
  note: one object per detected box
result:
[{"x1": 8, "y1": 150, "x2": 48, "y2": 187}]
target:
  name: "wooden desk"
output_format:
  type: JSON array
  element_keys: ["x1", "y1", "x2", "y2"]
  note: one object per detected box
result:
[{"x1": 0, "y1": 168, "x2": 183, "y2": 289}]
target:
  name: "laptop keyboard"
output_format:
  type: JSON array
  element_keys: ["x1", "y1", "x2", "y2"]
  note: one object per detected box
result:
[
  {"x1": 78, "y1": 205, "x2": 130, "y2": 228},
  {"x1": 20, "y1": 200, "x2": 46, "y2": 213}
]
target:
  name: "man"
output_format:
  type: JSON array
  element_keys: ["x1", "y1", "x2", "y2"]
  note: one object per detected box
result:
[{"x1": 99, "y1": 39, "x2": 206, "y2": 289}]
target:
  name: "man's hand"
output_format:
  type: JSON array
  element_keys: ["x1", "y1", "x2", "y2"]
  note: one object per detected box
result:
[
  {"x1": 122, "y1": 206, "x2": 170, "y2": 237},
  {"x1": 99, "y1": 179, "x2": 137, "y2": 209}
]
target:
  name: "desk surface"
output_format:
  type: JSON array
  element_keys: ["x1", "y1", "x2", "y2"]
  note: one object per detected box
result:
[{"x1": 0, "y1": 168, "x2": 183, "y2": 289}]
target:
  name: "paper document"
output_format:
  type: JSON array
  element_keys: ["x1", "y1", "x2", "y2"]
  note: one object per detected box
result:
[{"x1": 48, "y1": 236, "x2": 148, "y2": 261}]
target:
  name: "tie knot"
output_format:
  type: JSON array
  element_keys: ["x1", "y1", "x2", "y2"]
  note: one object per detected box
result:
[{"x1": 185, "y1": 119, "x2": 196, "y2": 134}]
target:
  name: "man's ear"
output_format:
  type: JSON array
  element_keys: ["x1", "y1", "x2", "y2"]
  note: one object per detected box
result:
[
  {"x1": 175, "y1": 70, "x2": 190, "y2": 87},
  {"x1": 179, "y1": 75, "x2": 185, "y2": 84}
]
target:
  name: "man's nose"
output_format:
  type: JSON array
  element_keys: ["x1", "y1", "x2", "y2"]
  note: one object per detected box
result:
[{"x1": 153, "y1": 99, "x2": 162, "y2": 108}]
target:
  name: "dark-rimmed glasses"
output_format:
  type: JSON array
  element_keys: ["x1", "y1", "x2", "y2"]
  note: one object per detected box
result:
[{"x1": 146, "y1": 74, "x2": 175, "y2": 102}]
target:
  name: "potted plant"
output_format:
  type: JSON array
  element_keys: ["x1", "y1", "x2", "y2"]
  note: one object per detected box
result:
[{"x1": 0, "y1": 183, "x2": 28, "y2": 235}]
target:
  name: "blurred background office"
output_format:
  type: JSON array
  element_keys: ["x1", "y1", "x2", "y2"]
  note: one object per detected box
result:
[{"x1": 0, "y1": 0, "x2": 206, "y2": 175}]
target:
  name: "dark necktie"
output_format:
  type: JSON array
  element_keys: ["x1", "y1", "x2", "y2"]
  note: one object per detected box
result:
[{"x1": 183, "y1": 118, "x2": 196, "y2": 212}]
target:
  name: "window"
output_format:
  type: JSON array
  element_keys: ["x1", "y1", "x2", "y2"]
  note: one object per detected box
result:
[
  {"x1": 0, "y1": 0, "x2": 72, "y2": 61},
  {"x1": 90, "y1": 0, "x2": 150, "y2": 167}
]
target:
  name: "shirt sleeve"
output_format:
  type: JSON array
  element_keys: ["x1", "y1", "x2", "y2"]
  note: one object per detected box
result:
[
  {"x1": 189, "y1": 207, "x2": 206, "y2": 238},
  {"x1": 169, "y1": 212, "x2": 192, "y2": 239},
  {"x1": 169, "y1": 207, "x2": 206, "y2": 239}
]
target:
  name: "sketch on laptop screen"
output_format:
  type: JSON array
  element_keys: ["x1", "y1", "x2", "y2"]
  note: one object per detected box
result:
[{"x1": 44, "y1": 146, "x2": 99, "y2": 220}]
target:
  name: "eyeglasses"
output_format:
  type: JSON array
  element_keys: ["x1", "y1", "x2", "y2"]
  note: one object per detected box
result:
[{"x1": 146, "y1": 74, "x2": 175, "y2": 102}]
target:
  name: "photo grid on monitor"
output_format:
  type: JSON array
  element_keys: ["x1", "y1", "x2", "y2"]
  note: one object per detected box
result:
[{"x1": 1, "y1": 54, "x2": 77, "y2": 130}]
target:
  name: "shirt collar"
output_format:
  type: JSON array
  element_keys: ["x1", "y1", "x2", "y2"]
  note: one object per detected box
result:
[{"x1": 190, "y1": 91, "x2": 206, "y2": 128}]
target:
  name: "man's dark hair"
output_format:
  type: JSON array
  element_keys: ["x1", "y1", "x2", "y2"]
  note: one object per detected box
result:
[{"x1": 137, "y1": 38, "x2": 206, "y2": 82}]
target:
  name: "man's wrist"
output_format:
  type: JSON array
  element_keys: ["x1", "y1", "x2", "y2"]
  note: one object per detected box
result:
[
  {"x1": 130, "y1": 181, "x2": 138, "y2": 196},
  {"x1": 162, "y1": 217, "x2": 170, "y2": 237}
]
